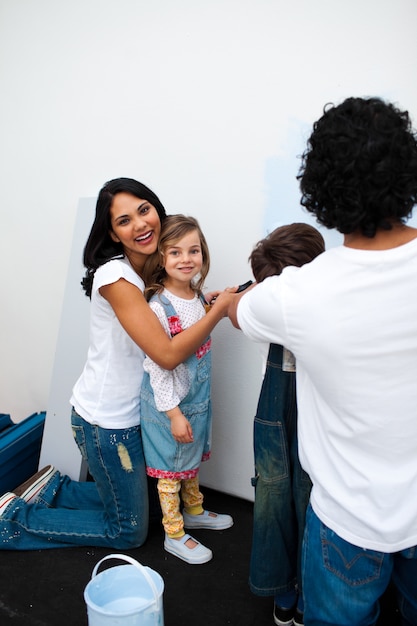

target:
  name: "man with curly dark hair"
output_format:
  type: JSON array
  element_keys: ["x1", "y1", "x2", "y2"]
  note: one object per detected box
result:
[{"x1": 229, "y1": 97, "x2": 417, "y2": 625}]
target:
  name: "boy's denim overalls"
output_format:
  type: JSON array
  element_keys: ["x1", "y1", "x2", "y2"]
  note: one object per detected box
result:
[
  {"x1": 140, "y1": 294, "x2": 212, "y2": 478},
  {"x1": 249, "y1": 343, "x2": 312, "y2": 597}
]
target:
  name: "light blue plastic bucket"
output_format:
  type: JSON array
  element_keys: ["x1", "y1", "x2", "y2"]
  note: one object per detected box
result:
[{"x1": 84, "y1": 554, "x2": 164, "y2": 626}]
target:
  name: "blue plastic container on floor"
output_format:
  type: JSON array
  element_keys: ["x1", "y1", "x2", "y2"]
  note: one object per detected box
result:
[{"x1": 0, "y1": 411, "x2": 46, "y2": 493}]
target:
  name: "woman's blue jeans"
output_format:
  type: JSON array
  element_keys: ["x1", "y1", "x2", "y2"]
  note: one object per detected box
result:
[
  {"x1": 302, "y1": 504, "x2": 417, "y2": 625},
  {"x1": 249, "y1": 343, "x2": 311, "y2": 597},
  {"x1": 0, "y1": 410, "x2": 149, "y2": 550}
]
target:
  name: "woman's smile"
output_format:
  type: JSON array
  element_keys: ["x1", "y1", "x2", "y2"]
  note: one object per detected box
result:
[{"x1": 134, "y1": 230, "x2": 155, "y2": 245}]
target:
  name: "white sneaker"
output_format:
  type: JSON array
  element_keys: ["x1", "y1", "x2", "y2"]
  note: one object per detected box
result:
[
  {"x1": 14, "y1": 465, "x2": 55, "y2": 502},
  {"x1": 0, "y1": 492, "x2": 18, "y2": 517},
  {"x1": 183, "y1": 509, "x2": 234, "y2": 530},
  {"x1": 164, "y1": 533, "x2": 213, "y2": 564}
]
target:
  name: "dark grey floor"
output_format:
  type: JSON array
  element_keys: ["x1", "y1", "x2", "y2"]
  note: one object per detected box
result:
[{"x1": 0, "y1": 486, "x2": 401, "y2": 626}]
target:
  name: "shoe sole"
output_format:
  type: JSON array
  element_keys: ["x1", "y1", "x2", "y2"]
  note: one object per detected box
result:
[
  {"x1": 183, "y1": 519, "x2": 234, "y2": 530},
  {"x1": 273, "y1": 616, "x2": 293, "y2": 626}
]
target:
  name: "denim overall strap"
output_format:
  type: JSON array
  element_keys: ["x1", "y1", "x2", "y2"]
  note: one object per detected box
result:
[
  {"x1": 152, "y1": 293, "x2": 181, "y2": 333},
  {"x1": 249, "y1": 343, "x2": 311, "y2": 596}
]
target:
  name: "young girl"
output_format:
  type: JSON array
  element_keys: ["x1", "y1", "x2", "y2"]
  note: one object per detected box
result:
[
  {"x1": 0, "y1": 180, "x2": 234, "y2": 550},
  {"x1": 140, "y1": 215, "x2": 233, "y2": 564}
]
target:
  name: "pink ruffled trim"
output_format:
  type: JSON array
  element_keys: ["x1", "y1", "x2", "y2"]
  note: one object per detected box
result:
[
  {"x1": 166, "y1": 315, "x2": 211, "y2": 360},
  {"x1": 146, "y1": 453, "x2": 211, "y2": 480},
  {"x1": 146, "y1": 467, "x2": 199, "y2": 480},
  {"x1": 167, "y1": 315, "x2": 182, "y2": 336}
]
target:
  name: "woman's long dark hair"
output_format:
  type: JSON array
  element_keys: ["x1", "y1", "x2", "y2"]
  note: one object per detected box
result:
[{"x1": 81, "y1": 178, "x2": 167, "y2": 297}]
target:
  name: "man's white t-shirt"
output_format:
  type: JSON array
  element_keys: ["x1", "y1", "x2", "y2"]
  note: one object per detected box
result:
[
  {"x1": 237, "y1": 238, "x2": 417, "y2": 552},
  {"x1": 71, "y1": 257, "x2": 145, "y2": 429}
]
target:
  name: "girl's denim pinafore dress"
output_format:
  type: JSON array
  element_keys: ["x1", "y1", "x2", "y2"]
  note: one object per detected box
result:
[{"x1": 140, "y1": 294, "x2": 212, "y2": 480}]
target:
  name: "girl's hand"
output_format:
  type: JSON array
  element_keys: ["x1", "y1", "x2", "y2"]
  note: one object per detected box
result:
[
  {"x1": 168, "y1": 411, "x2": 194, "y2": 444},
  {"x1": 209, "y1": 286, "x2": 238, "y2": 317},
  {"x1": 203, "y1": 290, "x2": 220, "y2": 305}
]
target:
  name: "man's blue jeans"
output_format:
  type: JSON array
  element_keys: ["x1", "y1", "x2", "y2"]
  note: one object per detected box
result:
[
  {"x1": 302, "y1": 504, "x2": 417, "y2": 625},
  {"x1": 249, "y1": 343, "x2": 311, "y2": 597},
  {"x1": 0, "y1": 410, "x2": 149, "y2": 550}
]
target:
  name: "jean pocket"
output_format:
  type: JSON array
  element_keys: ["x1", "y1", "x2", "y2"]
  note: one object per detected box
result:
[
  {"x1": 253, "y1": 417, "x2": 289, "y2": 482},
  {"x1": 71, "y1": 424, "x2": 88, "y2": 462},
  {"x1": 321, "y1": 523, "x2": 384, "y2": 585},
  {"x1": 196, "y1": 357, "x2": 209, "y2": 383}
]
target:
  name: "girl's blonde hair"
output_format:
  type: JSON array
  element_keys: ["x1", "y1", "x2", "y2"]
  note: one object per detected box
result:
[{"x1": 143, "y1": 214, "x2": 210, "y2": 301}]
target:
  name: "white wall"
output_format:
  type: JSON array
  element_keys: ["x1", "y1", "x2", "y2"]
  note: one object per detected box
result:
[{"x1": 1, "y1": 0, "x2": 417, "y2": 500}]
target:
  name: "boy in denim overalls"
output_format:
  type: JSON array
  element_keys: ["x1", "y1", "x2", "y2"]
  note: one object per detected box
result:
[{"x1": 248, "y1": 223, "x2": 324, "y2": 626}]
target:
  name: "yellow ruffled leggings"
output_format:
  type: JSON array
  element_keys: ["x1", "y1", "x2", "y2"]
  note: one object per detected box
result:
[{"x1": 157, "y1": 476, "x2": 204, "y2": 538}]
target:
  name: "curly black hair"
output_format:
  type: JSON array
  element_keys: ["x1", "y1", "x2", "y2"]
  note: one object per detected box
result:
[{"x1": 298, "y1": 97, "x2": 417, "y2": 237}]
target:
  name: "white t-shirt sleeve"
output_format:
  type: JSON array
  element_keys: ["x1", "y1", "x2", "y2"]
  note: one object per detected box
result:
[
  {"x1": 237, "y1": 273, "x2": 292, "y2": 346},
  {"x1": 93, "y1": 258, "x2": 144, "y2": 294}
]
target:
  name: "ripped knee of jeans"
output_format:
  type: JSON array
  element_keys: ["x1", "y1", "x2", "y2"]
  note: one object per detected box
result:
[{"x1": 117, "y1": 443, "x2": 134, "y2": 472}]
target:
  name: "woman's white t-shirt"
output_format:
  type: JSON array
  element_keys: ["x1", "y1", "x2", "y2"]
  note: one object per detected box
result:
[{"x1": 71, "y1": 257, "x2": 145, "y2": 429}]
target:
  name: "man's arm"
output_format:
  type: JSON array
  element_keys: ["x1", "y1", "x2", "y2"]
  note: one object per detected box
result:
[{"x1": 228, "y1": 283, "x2": 256, "y2": 329}]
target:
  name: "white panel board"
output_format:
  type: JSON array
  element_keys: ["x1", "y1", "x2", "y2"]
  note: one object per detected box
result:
[{"x1": 39, "y1": 198, "x2": 95, "y2": 479}]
